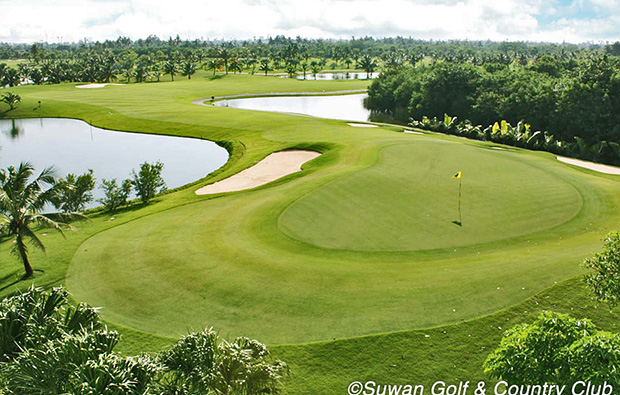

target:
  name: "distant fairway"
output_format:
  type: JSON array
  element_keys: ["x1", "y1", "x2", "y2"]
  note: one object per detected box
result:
[{"x1": 280, "y1": 141, "x2": 582, "y2": 251}]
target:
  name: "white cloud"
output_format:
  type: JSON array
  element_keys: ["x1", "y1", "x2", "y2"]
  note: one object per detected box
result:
[{"x1": 0, "y1": 0, "x2": 618, "y2": 43}]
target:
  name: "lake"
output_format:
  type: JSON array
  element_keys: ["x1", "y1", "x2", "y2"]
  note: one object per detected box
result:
[
  {"x1": 213, "y1": 93, "x2": 372, "y2": 122},
  {"x1": 0, "y1": 118, "x2": 229, "y2": 208},
  {"x1": 280, "y1": 72, "x2": 380, "y2": 80}
]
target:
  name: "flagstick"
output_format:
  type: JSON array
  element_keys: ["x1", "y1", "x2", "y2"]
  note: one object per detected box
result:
[{"x1": 458, "y1": 176, "x2": 462, "y2": 225}]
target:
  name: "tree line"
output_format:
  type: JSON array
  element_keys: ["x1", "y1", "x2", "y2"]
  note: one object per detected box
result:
[
  {"x1": 2, "y1": 36, "x2": 619, "y2": 86},
  {"x1": 366, "y1": 53, "x2": 620, "y2": 165}
]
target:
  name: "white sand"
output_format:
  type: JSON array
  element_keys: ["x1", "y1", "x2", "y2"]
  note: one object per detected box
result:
[
  {"x1": 76, "y1": 83, "x2": 124, "y2": 89},
  {"x1": 347, "y1": 123, "x2": 378, "y2": 128},
  {"x1": 490, "y1": 147, "x2": 507, "y2": 150},
  {"x1": 403, "y1": 129, "x2": 424, "y2": 135},
  {"x1": 557, "y1": 156, "x2": 620, "y2": 175},
  {"x1": 196, "y1": 150, "x2": 321, "y2": 195}
]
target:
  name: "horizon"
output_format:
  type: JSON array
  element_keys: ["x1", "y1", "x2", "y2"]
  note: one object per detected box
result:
[{"x1": 2, "y1": 0, "x2": 619, "y2": 45}]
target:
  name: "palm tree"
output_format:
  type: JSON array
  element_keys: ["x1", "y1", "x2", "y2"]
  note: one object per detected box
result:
[
  {"x1": 205, "y1": 59, "x2": 222, "y2": 76},
  {"x1": 359, "y1": 54, "x2": 378, "y2": 78},
  {"x1": 181, "y1": 60, "x2": 196, "y2": 79},
  {"x1": 217, "y1": 47, "x2": 232, "y2": 75},
  {"x1": 1, "y1": 92, "x2": 21, "y2": 111},
  {"x1": 163, "y1": 60, "x2": 177, "y2": 81},
  {"x1": 300, "y1": 62, "x2": 309, "y2": 79},
  {"x1": 0, "y1": 162, "x2": 82, "y2": 278},
  {"x1": 259, "y1": 58, "x2": 271, "y2": 76}
]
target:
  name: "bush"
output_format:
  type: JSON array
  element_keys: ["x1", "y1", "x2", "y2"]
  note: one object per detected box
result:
[
  {"x1": 98, "y1": 178, "x2": 132, "y2": 212},
  {"x1": 583, "y1": 231, "x2": 620, "y2": 309},
  {"x1": 484, "y1": 312, "x2": 620, "y2": 386},
  {"x1": 53, "y1": 169, "x2": 96, "y2": 212},
  {"x1": 131, "y1": 161, "x2": 166, "y2": 204}
]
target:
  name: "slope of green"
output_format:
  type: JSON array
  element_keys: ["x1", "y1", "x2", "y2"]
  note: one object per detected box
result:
[{"x1": 272, "y1": 277, "x2": 620, "y2": 395}]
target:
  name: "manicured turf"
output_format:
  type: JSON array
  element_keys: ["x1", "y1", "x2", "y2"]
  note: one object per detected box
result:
[
  {"x1": 280, "y1": 141, "x2": 582, "y2": 251},
  {"x1": 2, "y1": 72, "x2": 620, "y2": 393}
]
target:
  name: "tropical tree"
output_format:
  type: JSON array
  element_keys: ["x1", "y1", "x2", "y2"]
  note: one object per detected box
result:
[
  {"x1": 157, "y1": 327, "x2": 289, "y2": 394},
  {"x1": 0, "y1": 162, "x2": 82, "y2": 278},
  {"x1": 247, "y1": 58, "x2": 258, "y2": 74},
  {"x1": 484, "y1": 312, "x2": 620, "y2": 387},
  {"x1": 28, "y1": 67, "x2": 44, "y2": 85},
  {"x1": 286, "y1": 63, "x2": 298, "y2": 78},
  {"x1": 181, "y1": 60, "x2": 196, "y2": 79},
  {"x1": 0, "y1": 286, "x2": 101, "y2": 362},
  {"x1": 53, "y1": 169, "x2": 96, "y2": 212},
  {"x1": 358, "y1": 54, "x2": 378, "y2": 78},
  {"x1": 259, "y1": 58, "x2": 271, "y2": 75},
  {"x1": 163, "y1": 60, "x2": 178, "y2": 81},
  {"x1": 1, "y1": 68, "x2": 20, "y2": 87},
  {"x1": 300, "y1": 62, "x2": 309, "y2": 79},
  {"x1": 229, "y1": 58, "x2": 242, "y2": 74},
  {"x1": 1, "y1": 92, "x2": 21, "y2": 111},
  {"x1": 98, "y1": 178, "x2": 132, "y2": 212},
  {"x1": 583, "y1": 231, "x2": 620, "y2": 308},
  {"x1": 217, "y1": 47, "x2": 233, "y2": 75},
  {"x1": 206, "y1": 58, "x2": 222, "y2": 76},
  {"x1": 131, "y1": 161, "x2": 166, "y2": 204},
  {"x1": 0, "y1": 286, "x2": 158, "y2": 394},
  {"x1": 311, "y1": 63, "x2": 322, "y2": 79}
]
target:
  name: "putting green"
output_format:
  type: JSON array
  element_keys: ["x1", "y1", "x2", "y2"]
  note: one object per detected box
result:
[{"x1": 279, "y1": 141, "x2": 582, "y2": 251}]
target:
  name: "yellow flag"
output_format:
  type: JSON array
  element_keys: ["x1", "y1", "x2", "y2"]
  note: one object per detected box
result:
[{"x1": 452, "y1": 171, "x2": 462, "y2": 179}]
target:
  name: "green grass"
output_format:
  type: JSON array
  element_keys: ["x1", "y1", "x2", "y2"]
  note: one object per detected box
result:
[{"x1": 2, "y1": 74, "x2": 620, "y2": 393}]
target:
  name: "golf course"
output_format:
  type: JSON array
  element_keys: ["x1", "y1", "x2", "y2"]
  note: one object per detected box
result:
[{"x1": 2, "y1": 72, "x2": 620, "y2": 393}]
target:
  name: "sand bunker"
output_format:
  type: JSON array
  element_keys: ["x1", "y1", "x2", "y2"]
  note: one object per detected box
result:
[
  {"x1": 196, "y1": 150, "x2": 321, "y2": 195},
  {"x1": 557, "y1": 156, "x2": 620, "y2": 175},
  {"x1": 76, "y1": 83, "x2": 124, "y2": 89},
  {"x1": 404, "y1": 129, "x2": 424, "y2": 135},
  {"x1": 347, "y1": 123, "x2": 378, "y2": 128}
]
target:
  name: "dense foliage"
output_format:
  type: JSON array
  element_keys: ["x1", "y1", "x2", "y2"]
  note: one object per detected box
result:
[
  {"x1": 583, "y1": 232, "x2": 620, "y2": 309},
  {"x1": 0, "y1": 286, "x2": 288, "y2": 394},
  {"x1": 484, "y1": 312, "x2": 620, "y2": 387},
  {"x1": 367, "y1": 54, "x2": 620, "y2": 145}
]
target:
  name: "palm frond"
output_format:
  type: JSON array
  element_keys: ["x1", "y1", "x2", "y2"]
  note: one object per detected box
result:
[{"x1": 21, "y1": 226, "x2": 46, "y2": 253}]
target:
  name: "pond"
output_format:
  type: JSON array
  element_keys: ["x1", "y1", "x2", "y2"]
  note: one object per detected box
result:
[
  {"x1": 214, "y1": 93, "x2": 372, "y2": 123},
  {"x1": 281, "y1": 72, "x2": 380, "y2": 80},
  {"x1": 0, "y1": 118, "x2": 229, "y2": 209}
]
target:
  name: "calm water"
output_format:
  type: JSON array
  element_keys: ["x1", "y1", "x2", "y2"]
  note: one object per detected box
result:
[
  {"x1": 214, "y1": 93, "x2": 371, "y2": 122},
  {"x1": 280, "y1": 72, "x2": 380, "y2": 80},
  {"x1": 0, "y1": 118, "x2": 229, "y2": 208}
]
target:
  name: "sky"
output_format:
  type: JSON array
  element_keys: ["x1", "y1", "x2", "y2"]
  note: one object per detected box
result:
[{"x1": 1, "y1": 0, "x2": 619, "y2": 44}]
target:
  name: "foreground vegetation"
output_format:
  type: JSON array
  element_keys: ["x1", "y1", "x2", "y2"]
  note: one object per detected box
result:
[
  {"x1": 1, "y1": 70, "x2": 620, "y2": 393},
  {"x1": 0, "y1": 286, "x2": 287, "y2": 394}
]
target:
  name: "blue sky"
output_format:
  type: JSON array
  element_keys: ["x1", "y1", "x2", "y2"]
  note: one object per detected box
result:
[{"x1": 1, "y1": 0, "x2": 619, "y2": 44}]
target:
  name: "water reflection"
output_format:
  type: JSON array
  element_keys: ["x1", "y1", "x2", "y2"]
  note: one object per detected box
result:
[
  {"x1": 214, "y1": 94, "x2": 371, "y2": 122},
  {"x1": 279, "y1": 72, "x2": 380, "y2": 80},
  {"x1": 0, "y1": 118, "x2": 229, "y2": 208},
  {"x1": 1, "y1": 119, "x2": 23, "y2": 140}
]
